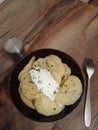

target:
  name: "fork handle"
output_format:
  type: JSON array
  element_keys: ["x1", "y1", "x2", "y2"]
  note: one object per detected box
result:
[{"x1": 84, "y1": 78, "x2": 91, "y2": 127}]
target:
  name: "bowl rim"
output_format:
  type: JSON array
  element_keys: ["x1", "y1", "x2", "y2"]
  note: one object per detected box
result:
[{"x1": 8, "y1": 48, "x2": 84, "y2": 122}]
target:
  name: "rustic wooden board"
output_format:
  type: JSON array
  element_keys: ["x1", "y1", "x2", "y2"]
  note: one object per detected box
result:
[{"x1": 0, "y1": 0, "x2": 98, "y2": 130}]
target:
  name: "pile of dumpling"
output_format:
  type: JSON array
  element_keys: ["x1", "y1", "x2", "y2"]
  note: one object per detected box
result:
[{"x1": 18, "y1": 55, "x2": 82, "y2": 116}]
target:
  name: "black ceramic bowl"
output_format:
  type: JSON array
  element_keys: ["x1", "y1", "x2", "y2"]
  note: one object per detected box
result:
[{"x1": 9, "y1": 48, "x2": 84, "y2": 122}]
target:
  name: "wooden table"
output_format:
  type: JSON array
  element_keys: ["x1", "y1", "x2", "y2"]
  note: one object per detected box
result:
[{"x1": 0, "y1": 0, "x2": 98, "y2": 130}]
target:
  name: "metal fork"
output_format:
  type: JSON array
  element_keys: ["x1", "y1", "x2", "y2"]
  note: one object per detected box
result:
[
  {"x1": 84, "y1": 58, "x2": 95, "y2": 127},
  {"x1": 81, "y1": 0, "x2": 91, "y2": 3}
]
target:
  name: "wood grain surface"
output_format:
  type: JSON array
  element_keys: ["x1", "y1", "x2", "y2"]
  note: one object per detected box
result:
[{"x1": 0, "y1": 0, "x2": 98, "y2": 130}]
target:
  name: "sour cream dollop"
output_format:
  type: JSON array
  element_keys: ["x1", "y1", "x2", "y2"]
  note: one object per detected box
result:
[{"x1": 29, "y1": 68, "x2": 59, "y2": 100}]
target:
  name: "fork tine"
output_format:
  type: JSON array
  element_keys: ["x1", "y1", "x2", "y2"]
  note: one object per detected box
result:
[
  {"x1": 85, "y1": 58, "x2": 90, "y2": 68},
  {"x1": 85, "y1": 58, "x2": 94, "y2": 68},
  {"x1": 90, "y1": 59, "x2": 95, "y2": 69}
]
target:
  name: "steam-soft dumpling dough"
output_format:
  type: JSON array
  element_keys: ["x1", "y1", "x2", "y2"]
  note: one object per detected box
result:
[
  {"x1": 19, "y1": 87, "x2": 35, "y2": 109},
  {"x1": 18, "y1": 56, "x2": 35, "y2": 81},
  {"x1": 34, "y1": 94, "x2": 63, "y2": 116},
  {"x1": 63, "y1": 64, "x2": 71, "y2": 76},
  {"x1": 45, "y1": 55, "x2": 66, "y2": 84},
  {"x1": 19, "y1": 77, "x2": 40, "y2": 100},
  {"x1": 55, "y1": 75, "x2": 82, "y2": 105}
]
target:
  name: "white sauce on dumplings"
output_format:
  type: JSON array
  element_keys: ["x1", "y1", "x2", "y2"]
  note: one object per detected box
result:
[{"x1": 29, "y1": 68, "x2": 59, "y2": 100}]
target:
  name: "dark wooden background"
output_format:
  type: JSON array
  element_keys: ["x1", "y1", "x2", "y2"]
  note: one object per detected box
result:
[{"x1": 0, "y1": 0, "x2": 98, "y2": 130}]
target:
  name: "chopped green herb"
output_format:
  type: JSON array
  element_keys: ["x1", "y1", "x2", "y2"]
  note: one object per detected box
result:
[
  {"x1": 53, "y1": 91, "x2": 57, "y2": 94},
  {"x1": 33, "y1": 76, "x2": 37, "y2": 79},
  {"x1": 51, "y1": 65, "x2": 53, "y2": 67},
  {"x1": 35, "y1": 68, "x2": 40, "y2": 72},
  {"x1": 53, "y1": 108, "x2": 56, "y2": 110},
  {"x1": 65, "y1": 85, "x2": 68, "y2": 87},
  {"x1": 37, "y1": 80, "x2": 42, "y2": 83},
  {"x1": 29, "y1": 81, "x2": 34, "y2": 84}
]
